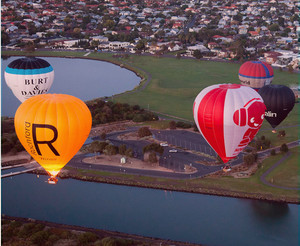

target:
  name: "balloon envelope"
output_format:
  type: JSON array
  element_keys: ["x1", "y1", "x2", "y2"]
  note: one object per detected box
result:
[
  {"x1": 193, "y1": 84, "x2": 266, "y2": 163},
  {"x1": 4, "y1": 57, "x2": 54, "y2": 102},
  {"x1": 258, "y1": 84, "x2": 295, "y2": 128},
  {"x1": 14, "y1": 94, "x2": 92, "y2": 177},
  {"x1": 238, "y1": 61, "x2": 273, "y2": 90}
]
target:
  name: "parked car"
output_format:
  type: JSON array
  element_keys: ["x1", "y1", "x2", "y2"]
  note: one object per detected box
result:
[
  {"x1": 169, "y1": 149, "x2": 178, "y2": 153},
  {"x1": 160, "y1": 143, "x2": 168, "y2": 147}
]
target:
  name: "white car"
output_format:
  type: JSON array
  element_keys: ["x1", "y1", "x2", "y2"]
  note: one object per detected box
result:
[
  {"x1": 160, "y1": 143, "x2": 168, "y2": 147},
  {"x1": 169, "y1": 149, "x2": 178, "y2": 153}
]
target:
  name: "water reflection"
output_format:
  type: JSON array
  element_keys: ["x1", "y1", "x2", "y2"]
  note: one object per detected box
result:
[{"x1": 251, "y1": 200, "x2": 290, "y2": 219}]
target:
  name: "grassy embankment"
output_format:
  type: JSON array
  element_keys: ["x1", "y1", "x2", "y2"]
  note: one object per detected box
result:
[{"x1": 2, "y1": 50, "x2": 299, "y2": 202}]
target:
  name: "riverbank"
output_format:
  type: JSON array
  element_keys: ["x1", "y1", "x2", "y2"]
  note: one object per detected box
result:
[{"x1": 2, "y1": 146, "x2": 299, "y2": 205}]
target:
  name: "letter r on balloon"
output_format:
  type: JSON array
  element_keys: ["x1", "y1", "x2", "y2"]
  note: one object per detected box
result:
[{"x1": 32, "y1": 124, "x2": 60, "y2": 156}]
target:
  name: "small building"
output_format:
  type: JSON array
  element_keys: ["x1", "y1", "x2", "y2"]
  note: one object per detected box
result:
[{"x1": 120, "y1": 157, "x2": 127, "y2": 164}]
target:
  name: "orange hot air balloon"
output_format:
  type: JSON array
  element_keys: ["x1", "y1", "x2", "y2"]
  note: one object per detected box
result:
[{"x1": 14, "y1": 94, "x2": 92, "y2": 184}]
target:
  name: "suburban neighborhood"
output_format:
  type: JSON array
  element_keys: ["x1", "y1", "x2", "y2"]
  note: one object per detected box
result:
[{"x1": 1, "y1": 0, "x2": 299, "y2": 70}]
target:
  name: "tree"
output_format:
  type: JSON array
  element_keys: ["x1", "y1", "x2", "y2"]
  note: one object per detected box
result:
[
  {"x1": 143, "y1": 143, "x2": 164, "y2": 155},
  {"x1": 148, "y1": 151, "x2": 158, "y2": 163},
  {"x1": 1, "y1": 31, "x2": 10, "y2": 45},
  {"x1": 104, "y1": 144, "x2": 118, "y2": 155},
  {"x1": 193, "y1": 50, "x2": 203, "y2": 59},
  {"x1": 138, "y1": 127, "x2": 152, "y2": 138},
  {"x1": 277, "y1": 130, "x2": 286, "y2": 137},
  {"x1": 119, "y1": 144, "x2": 127, "y2": 155},
  {"x1": 280, "y1": 143, "x2": 288, "y2": 153},
  {"x1": 270, "y1": 149, "x2": 276, "y2": 156},
  {"x1": 89, "y1": 141, "x2": 107, "y2": 153},
  {"x1": 135, "y1": 39, "x2": 146, "y2": 51},
  {"x1": 268, "y1": 23, "x2": 280, "y2": 32}
]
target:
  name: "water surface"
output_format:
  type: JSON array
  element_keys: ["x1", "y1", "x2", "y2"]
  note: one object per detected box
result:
[{"x1": 2, "y1": 174, "x2": 298, "y2": 246}]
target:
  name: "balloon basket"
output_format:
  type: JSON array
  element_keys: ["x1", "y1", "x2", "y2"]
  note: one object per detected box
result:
[
  {"x1": 223, "y1": 165, "x2": 231, "y2": 172},
  {"x1": 48, "y1": 177, "x2": 58, "y2": 185}
]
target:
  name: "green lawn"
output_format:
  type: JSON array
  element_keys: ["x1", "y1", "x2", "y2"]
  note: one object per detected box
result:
[{"x1": 264, "y1": 147, "x2": 299, "y2": 188}]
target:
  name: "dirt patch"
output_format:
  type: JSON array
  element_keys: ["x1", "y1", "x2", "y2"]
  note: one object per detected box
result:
[
  {"x1": 1, "y1": 151, "x2": 32, "y2": 165},
  {"x1": 82, "y1": 154, "x2": 196, "y2": 174}
]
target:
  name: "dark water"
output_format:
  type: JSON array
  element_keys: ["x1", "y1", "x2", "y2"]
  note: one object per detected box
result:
[
  {"x1": 1, "y1": 56, "x2": 140, "y2": 117},
  {"x1": 2, "y1": 174, "x2": 298, "y2": 246}
]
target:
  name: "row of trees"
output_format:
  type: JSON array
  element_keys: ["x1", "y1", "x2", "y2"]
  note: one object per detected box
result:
[
  {"x1": 86, "y1": 99, "x2": 159, "y2": 126},
  {"x1": 88, "y1": 140, "x2": 133, "y2": 157}
]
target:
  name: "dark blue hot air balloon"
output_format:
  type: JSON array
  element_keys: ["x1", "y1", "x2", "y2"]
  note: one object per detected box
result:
[{"x1": 258, "y1": 84, "x2": 295, "y2": 129}]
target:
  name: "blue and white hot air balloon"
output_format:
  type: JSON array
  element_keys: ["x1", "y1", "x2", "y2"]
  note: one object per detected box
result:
[{"x1": 4, "y1": 57, "x2": 54, "y2": 102}]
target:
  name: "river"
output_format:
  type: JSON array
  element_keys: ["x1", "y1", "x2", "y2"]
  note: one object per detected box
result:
[
  {"x1": 1, "y1": 56, "x2": 140, "y2": 117},
  {"x1": 1, "y1": 174, "x2": 298, "y2": 246}
]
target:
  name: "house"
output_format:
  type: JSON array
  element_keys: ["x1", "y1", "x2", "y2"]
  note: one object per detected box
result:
[
  {"x1": 264, "y1": 51, "x2": 283, "y2": 64},
  {"x1": 109, "y1": 41, "x2": 131, "y2": 50},
  {"x1": 186, "y1": 44, "x2": 209, "y2": 56},
  {"x1": 207, "y1": 42, "x2": 219, "y2": 49},
  {"x1": 91, "y1": 35, "x2": 109, "y2": 42}
]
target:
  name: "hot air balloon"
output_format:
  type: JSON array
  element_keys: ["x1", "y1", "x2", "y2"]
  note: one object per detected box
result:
[
  {"x1": 14, "y1": 94, "x2": 92, "y2": 184},
  {"x1": 193, "y1": 84, "x2": 266, "y2": 169},
  {"x1": 258, "y1": 84, "x2": 295, "y2": 129},
  {"x1": 238, "y1": 61, "x2": 274, "y2": 90},
  {"x1": 4, "y1": 57, "x2": 54, "y2": 102}
]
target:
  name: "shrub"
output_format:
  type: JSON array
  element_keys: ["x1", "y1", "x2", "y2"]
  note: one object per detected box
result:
[
  {"x1": 138, "y1": 127, "x2": 152, "y2": 138},
  {"x1": 18, "y1": 223, "x2": 36, "y2": 237},
  {"x1": 243, "y1": 153, "x2": 255, "y2": 165},
  {"x1": 125, "y1": 148, "x2": 133, "y2": 157},
  {"x1": 216, "y1": 155, "x2": 224, "y2": 164},
  {"x1": 270, "y1": 149, "x2": 276, "y2": 156},
  {"x1": 100, "y1": 132, "x2": 106, "y2": 140},
  {"x1": 193, "y1": 124, "x2": 199, "y2": 132},
  {"x1": 100, "y1": 237, "x2": 135, "y2": 246},
  {"x1": 278, "y1": 130, "x2": 286, "y2": 137},
  {"x1": 77, "y1": 232, "x2": 98, "y2": 245},
  {"x1": 176, "y1": 121, "x2": 192, "y2": 129},
  {"x1": 169, "y1": 120, "x2": 176, "y2": 129},
  {"x1": 30, "y1": 231, "x2": 50, "y2": 246}
]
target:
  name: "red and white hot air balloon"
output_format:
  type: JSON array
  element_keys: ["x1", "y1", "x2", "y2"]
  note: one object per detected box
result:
[
  {"x1": 193, "y1": 84, "x2": 266, "y2": 166},
  {"x1": 238, "y1": 61, "x2": 274, "y2": 90}
]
